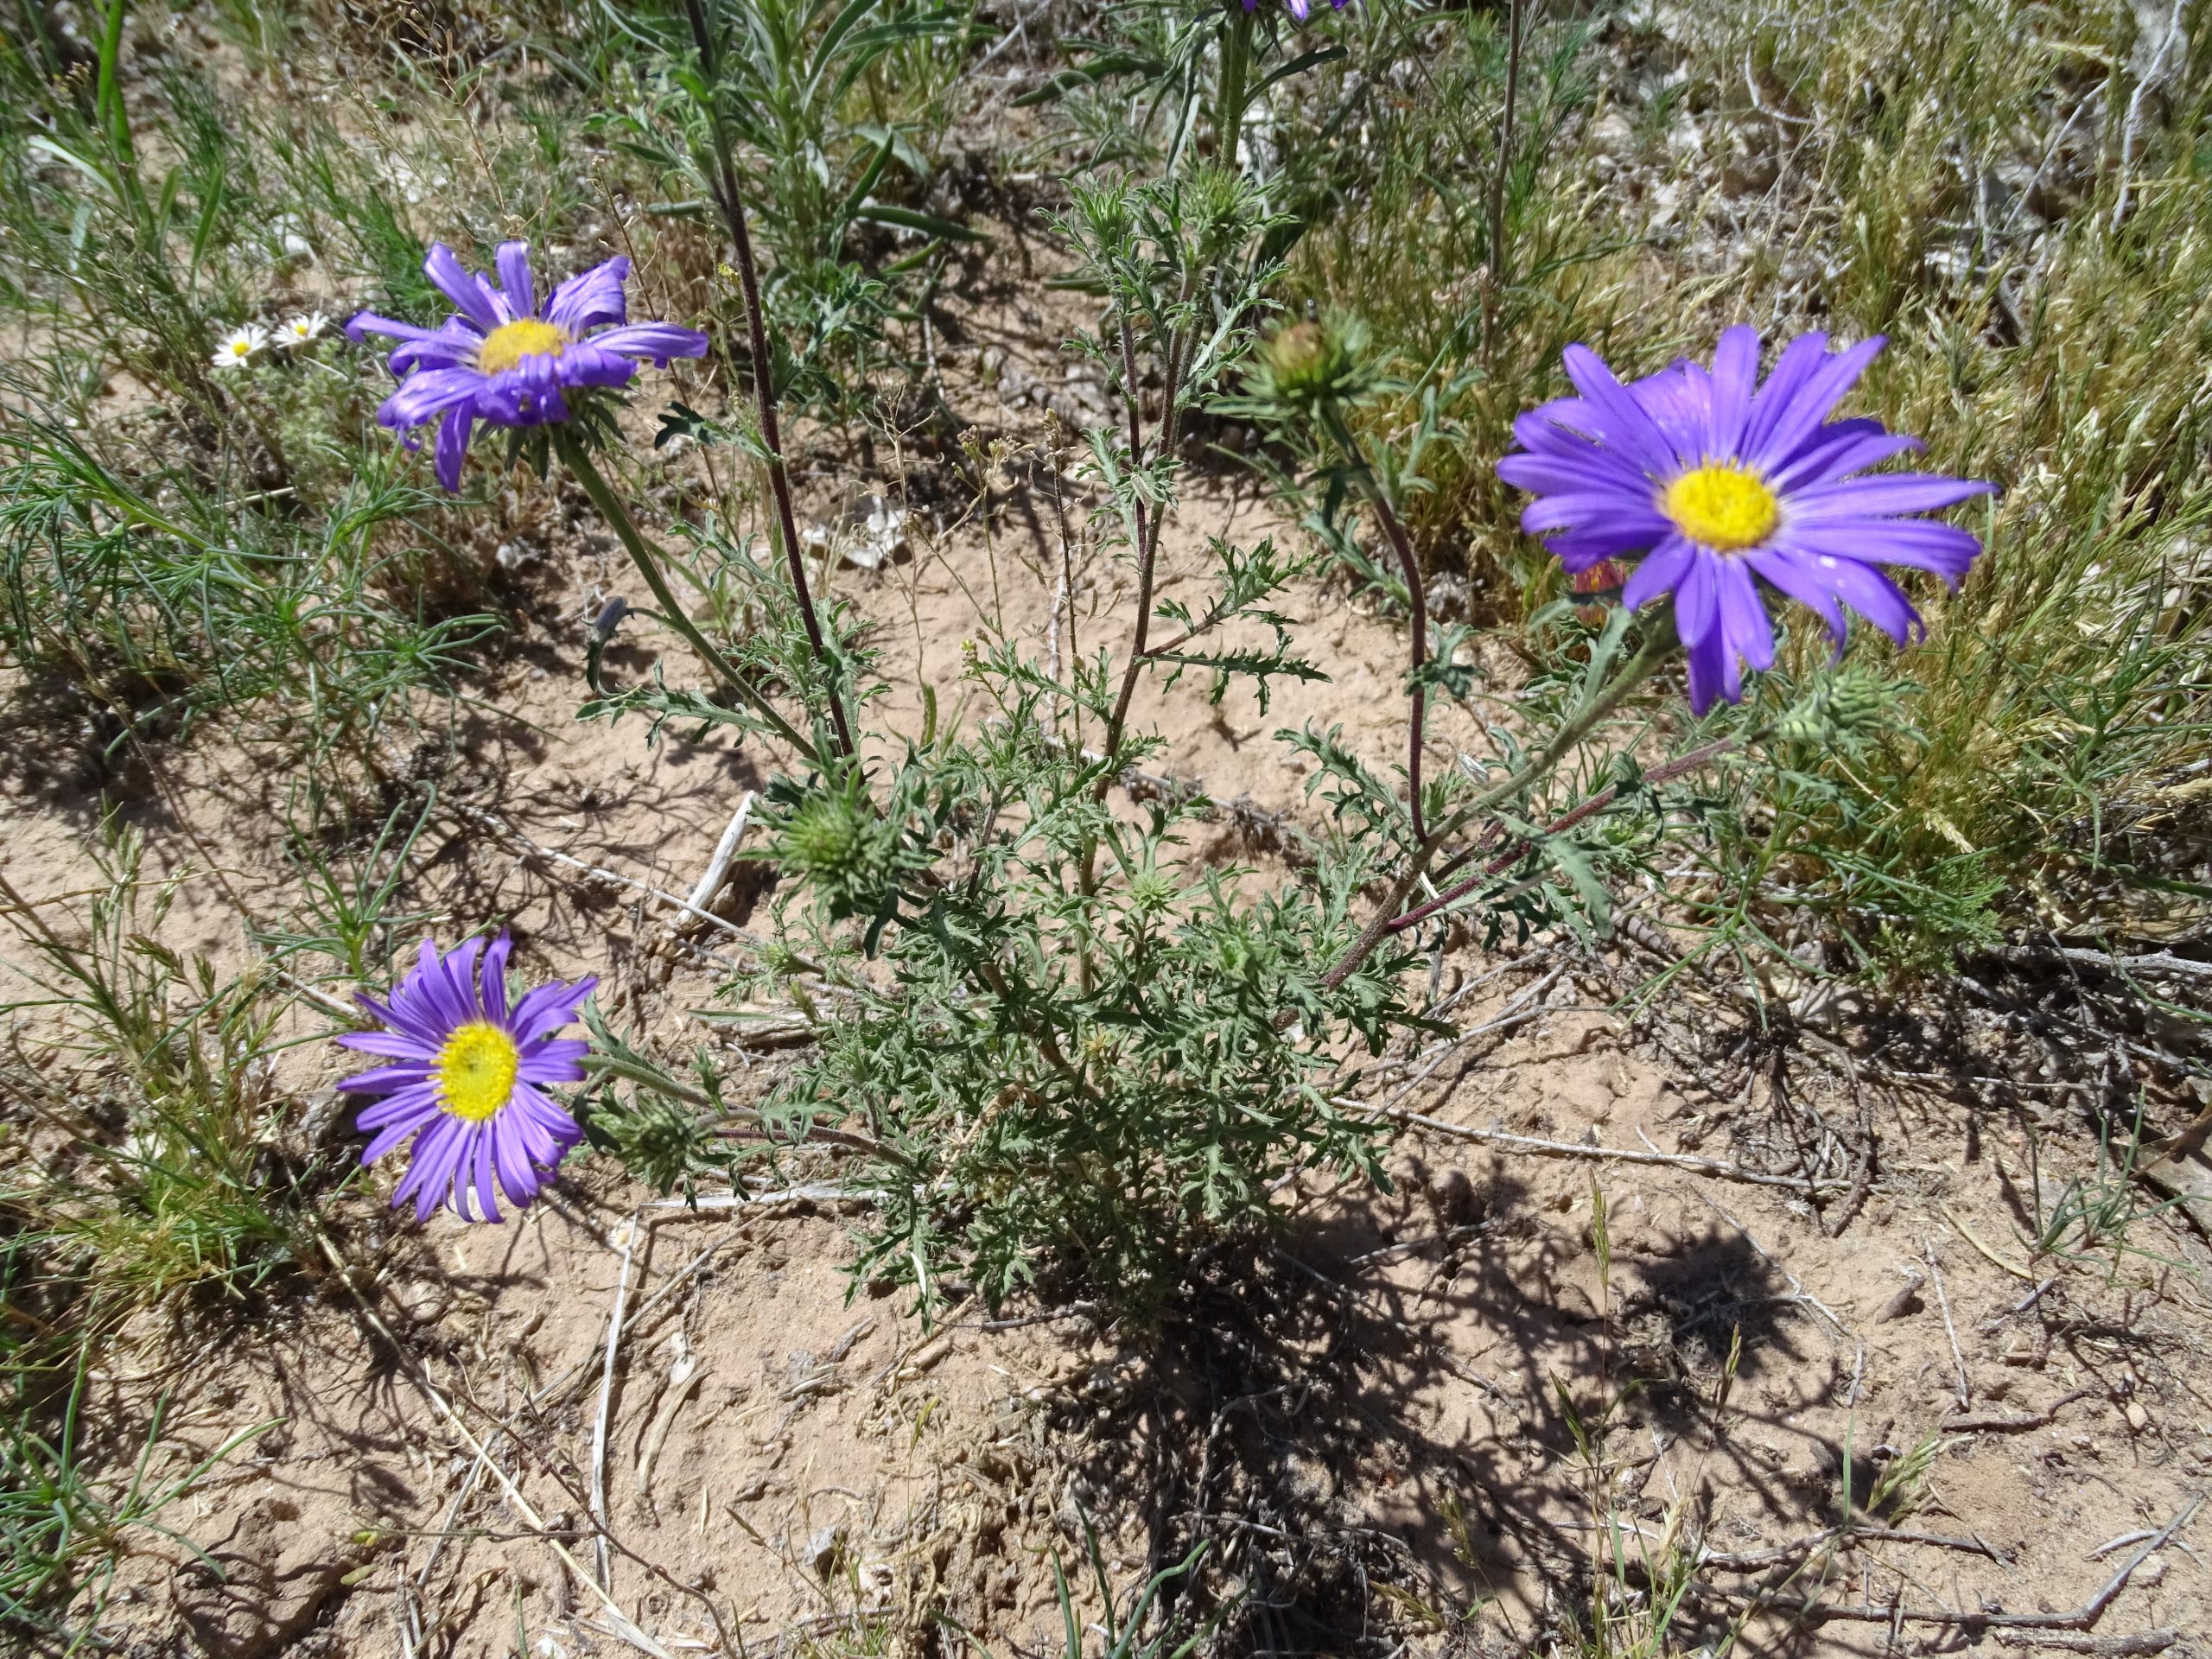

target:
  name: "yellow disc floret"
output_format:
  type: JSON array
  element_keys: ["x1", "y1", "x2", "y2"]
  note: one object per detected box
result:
[
  {"x1": 477, "y1": 318, "x2": 568, "y2": 375},
  {"x1": 1661, "y1": 462, "x2": 1780, "y2": 552},
  {"x1": 435, "y1": 1020, "x2": 520, "y2": 1122}
]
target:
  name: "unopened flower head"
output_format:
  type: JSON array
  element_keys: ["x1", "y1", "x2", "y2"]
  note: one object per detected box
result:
[
  {"x1": 1497, "y1": 327, "x2": 1993, "y2": 713},
  {"x1": 280, "y1": 312, "x2": 328, "y2": 346},
  {"x1": 1250, "y1": 315, "x2": 1372, "y2": 417},
  {"x1": 336, "y1": 934, "x2": 596, "y2": 1223},
  {"x1": 346, "y1": 242, "x2": 709, "y2": 491},
  {"x1": 211, "y1": 323, "x2": 269, "y2": 371}
]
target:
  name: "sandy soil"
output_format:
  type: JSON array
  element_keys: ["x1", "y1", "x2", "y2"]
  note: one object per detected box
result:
[{"x1": 6, "y1": 233, "x2": 2211, "y2": 1659}]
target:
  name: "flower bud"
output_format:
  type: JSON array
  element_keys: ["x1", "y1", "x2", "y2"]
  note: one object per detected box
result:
[{"x1": 1249, "y1": 315, "x2": 1373, "y2": 417}]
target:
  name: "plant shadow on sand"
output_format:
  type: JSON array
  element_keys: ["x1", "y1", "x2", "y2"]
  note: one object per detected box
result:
[{"x1": 1049, "y1": 1154, "x2": 1885, "y2": 1657}]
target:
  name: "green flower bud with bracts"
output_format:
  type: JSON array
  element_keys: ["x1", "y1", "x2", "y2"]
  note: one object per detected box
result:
[{"x1": 1249, "y1": 315, "x2": 1375, "y2": 417}]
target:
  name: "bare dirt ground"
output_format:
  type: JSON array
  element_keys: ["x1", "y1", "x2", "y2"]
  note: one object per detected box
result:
[{"x1": 8, "y1": 231, "x2": 2212, "y2": 1659}]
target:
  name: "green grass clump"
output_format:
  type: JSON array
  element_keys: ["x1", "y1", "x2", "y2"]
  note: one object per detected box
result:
[{"x1": 0, "y1": 827, "x2": 336, "y2": 1323}]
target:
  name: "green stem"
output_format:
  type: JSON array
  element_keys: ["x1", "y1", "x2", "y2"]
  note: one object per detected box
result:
[
  {"x1": 1217, "y1": 2, "x2": 1253, "y2": 172},
  {"x1": 552, "y1": 429, "x2": 811, "y2": 758},
  {"x1": 580, "y1": 1052, "x2": 916, "y2": 1171},
  {"x1": 1317, "y1": 620, "x2": 1679, "y2": 994}
]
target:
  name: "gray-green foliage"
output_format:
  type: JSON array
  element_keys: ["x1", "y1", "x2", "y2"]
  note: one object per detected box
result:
[
  {"x1": 599, "y1": 168, "x2": 1429, "y2": 1312},
  {"x1": 763, "y1": 168, "x2": 1418, "y2": 1310},
  {"x1": 0, "y1": 418, "x2": 493, "y2": 766}
]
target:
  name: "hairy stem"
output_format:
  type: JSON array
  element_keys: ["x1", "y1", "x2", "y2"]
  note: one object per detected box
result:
[
  {"x1": 1217, "y1": 1, "x2": 1253, "y2": 172},
  {"x1": 1389, "y1": 730, "x2": 1745, "y2": 935},
  {"x1": 553, "y1": 429, "x2": 810, "y2": 757},
  {"x1": 1095, "y1": 315, "x2": 1173, "y2": 803},
  {"x1": 580, "y1": 1053, "x2": 917, "y2": 1170},
  {"x1": 1321, "y1": 404, "x2": 1428, "y2": 842},
  {"x1": 1318, "y1": 622, "x2": 1677, "y2": 994},
  {"x1": 680, "y1": 0, "x2": 856, "y2": 760}
]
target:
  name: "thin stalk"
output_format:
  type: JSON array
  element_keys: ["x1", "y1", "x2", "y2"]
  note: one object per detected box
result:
[
  {"x1": 1115, "y1": 312, "x2": 1151, "y2": 629},
  {"x1": 578, "y1": 1053, "x2": 917, "y2": 1170},
  {"x1": 1095, "y1": 317, "x2": 1176, "y2": 799},
  {"x1": 1321, "y1": 404, "x2": 1428, "y2": 842},
  {"x1": 552, "y1": 429, "x2": 810, "y2": 758},
  {"x1": 1389, "y1": 730, "x2": 1747, "y2": 934},
  {"x1": 679, "y1": 0, "x2": 856, "y2": 761},
  {"x1": 1482, "y1": 0, "x2": 1525, "y2": 347},
  {"x1": 1317, "y1": 624, "x2": 1676, "y2": 994},
  {"x1": 1217, "y1": 1, "x2": 1253, "y2": 172}
]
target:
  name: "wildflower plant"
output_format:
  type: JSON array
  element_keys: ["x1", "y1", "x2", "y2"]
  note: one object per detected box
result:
[
  {"x1": 211, "y1": 323, "x2": 269, "y2": 371},
  {"x1": 1034, "y1": 0, "x2": 1355, "y2": 174},
  {"x1": 1498, "y1": 327, "x2": 1993, "y2": 713},
  {"x1": 335, "y1": 935, "x2": 596, "y2": 1223},
  {"x1": 599, "y1": 169, "x2": 1429, "y2": 1311}
]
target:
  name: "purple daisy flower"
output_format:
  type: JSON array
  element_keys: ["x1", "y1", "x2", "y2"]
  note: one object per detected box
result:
[
  {"x1": 346, "y1": 242, "x2": 709, "y2": 492},
  {"x1": 1498, "y1": 327, "x2": 1995, "y2": 713},
  {"x1": 1243, "y1": 0, "x2": 1349, "y2": 19},
  {"x1": 336, "y1": 934, "x2": 597, "y2": 1224}
]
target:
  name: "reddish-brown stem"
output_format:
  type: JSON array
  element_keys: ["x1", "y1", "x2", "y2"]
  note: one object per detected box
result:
[
  {"x1": 1388, "y1": 733, "x2": 1741, "y2": 934},
  {"x1": 1322, "y1": 406, "x2": 1427, "y2": 842},
  {"x1": 1313, "y1": 626, "x2": 1675, "y2": 996},
  {"x1": 682, "y1": 0, "x2": 855, "y2": 762}
]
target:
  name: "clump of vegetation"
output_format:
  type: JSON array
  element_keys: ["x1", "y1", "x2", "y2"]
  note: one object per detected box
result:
[{"x1": 1, "y1": 0, "x2": 2207, "y2": 1644}]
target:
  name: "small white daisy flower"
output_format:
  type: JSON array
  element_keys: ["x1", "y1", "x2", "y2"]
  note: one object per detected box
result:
[
  {"x1": 279, "y1": 312, "x2": 328, "y2": 347},
  {"x1": 211, "y1": 324, "x2": 270, "y2": 371}
]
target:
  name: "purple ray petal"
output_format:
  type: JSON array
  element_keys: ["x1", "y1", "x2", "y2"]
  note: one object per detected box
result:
[
  {"x1": 1785, "y1": 519, "x2": 1983, "y2": 585},
  {"x1": 1788, "y1": 474, "x2": 1996, "y2": 520},
  {"x1": 439, "y1": 936, "x2": 489, "y2": 1025},
  {"x1": 511, "y1": 976, "x2": 597, "y2": 1043},
  {"x1": 1622, "y1": 533, "x2": 1695, "y2": 613},
  {"x1": 470, "y1": 1130, "x2": 503, "y2": 1223},
  {"x1": 1704, "y1": 325, "x2": 1760, "y2": 455},
  {"x1": 1561, "y1": 344, "x2": 1682, "y2": 478},
  {"x1": 493, "y1": 1120, "x2": 538, "y2": 1209},
  {"x1": 1745, "y1": 544, "x2": 1851, "y2": 645},
  {"x1": 495, "y1": 242, "x2": 537, "y2": 321},
  {"x1": 379, "y1": 367, "x2": 490, "y2": 430},
  {"x1": 360, "y1": 1116, "x2": 429, "y2": 1166},
  {"x1": 1522, "y1": 492, "x2": 1670, "y2": 538},
  {"x1": 1673, "y1": 544, "x2": 1722, "y2": 649},
  {"x1": 356, "y1": 1083, "x2": 442, "y2": 1132},
  {"x1": 1546, "y1": 524, "x2": 1664, "y2": 573},
  {"x1": 339, "y1": 1059, "x2": 435, "y2": 1096},
  {"x1": 435, "y1": 406, "x2": 474, "y2": 493},
  {"x1": 589, "y1": 322, "x2": 710, "y2": 367},
  {"x1": 1683, "y1": 625, "x2": 1737, "y2": 715},
  {"x1": 482, "y1": 932, "x2": 514, "y2": 1025},
  {"x1": 423, "y1": 244, "x2": 505, "y2": 333},
  {"x1": 334, "y1": 1028, "x2": 439, "y2": 1060},
  {"x1": 545, "y1": 257, "x2": 632, "y2": 334},
  {"x1": 1713, "y1": 556, "x2": 1777, "y2": 673},
  {"x1": 1746, "y1": 335, "x2": 1885, "y2": 470},
  {"x1": 1769, "y1": 423, "x2": 1923, "y2": 491}
]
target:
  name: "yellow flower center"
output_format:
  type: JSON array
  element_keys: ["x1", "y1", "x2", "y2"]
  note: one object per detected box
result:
[
  {"x1": 477, "y1": 317, "x2": 568, "y2": 375},
  {"x1": 435, "y1": 1020, "x2": 520, "y2": 1122},
  {"x1": 230, "y1": 340, "x2": 252, "y2": 356},
  {"x1": 1661, "y1": 462, "x2": 1780, "y2": 552}
]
